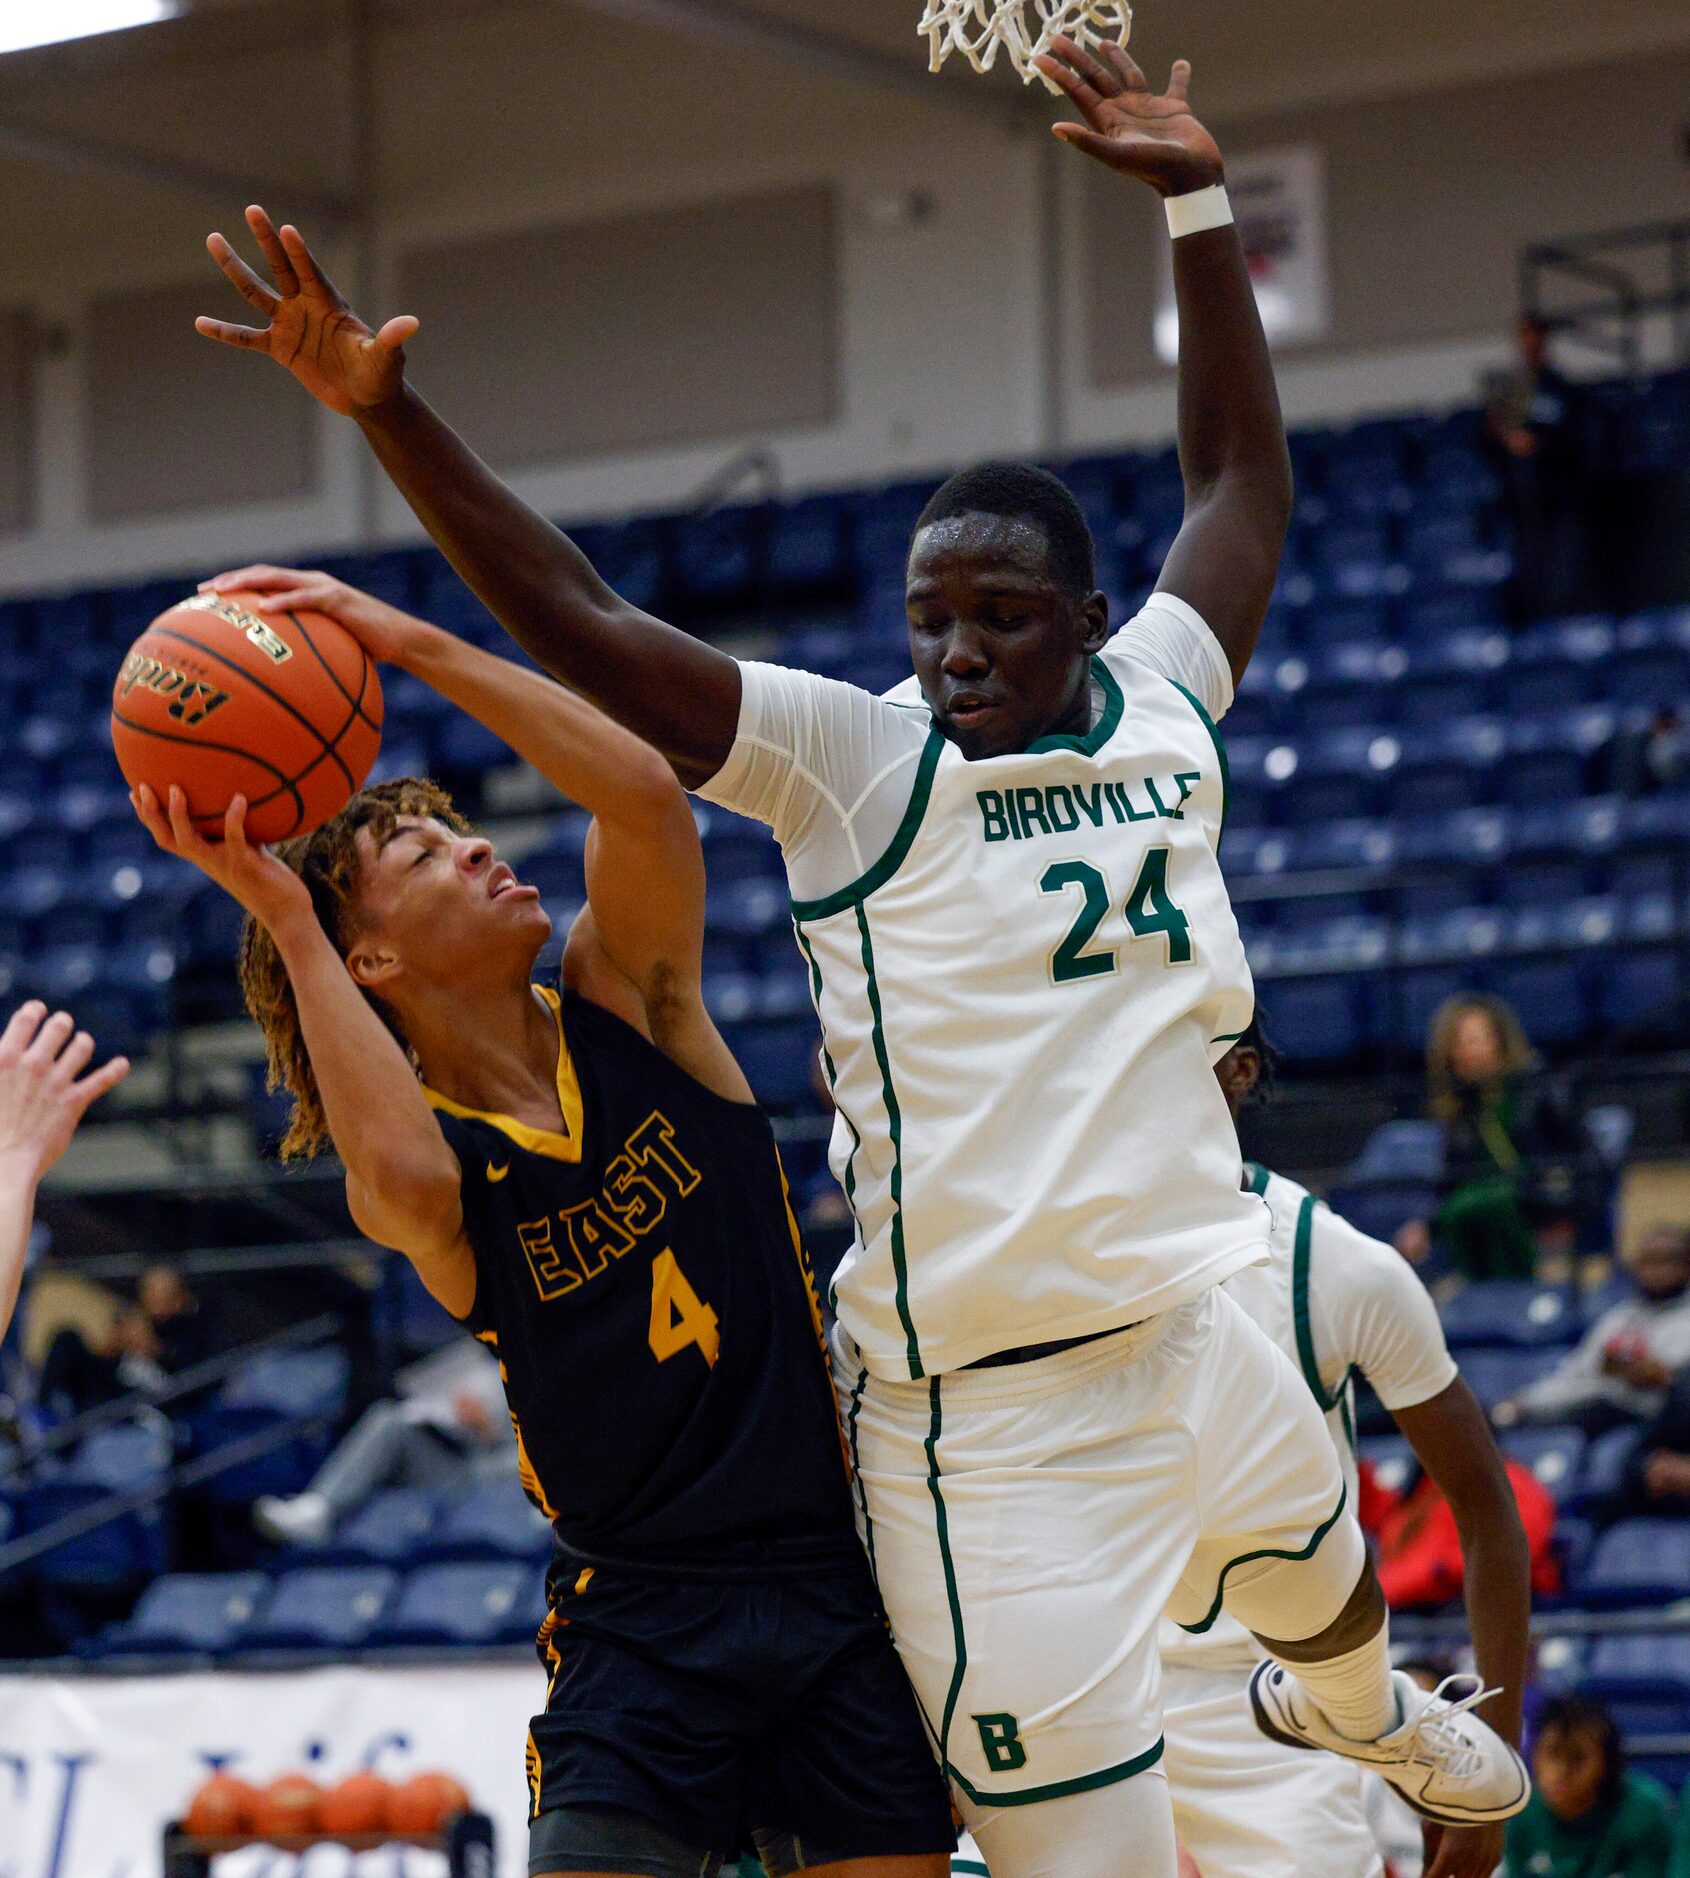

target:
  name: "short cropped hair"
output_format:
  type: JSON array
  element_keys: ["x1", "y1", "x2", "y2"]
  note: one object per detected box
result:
[
  {"x1": 1536, "y1": 1694, "x2": 1626, "y2": 1810},
  {"x1": 915, "y1": 463, "x2": 1097, "y2": 598}
]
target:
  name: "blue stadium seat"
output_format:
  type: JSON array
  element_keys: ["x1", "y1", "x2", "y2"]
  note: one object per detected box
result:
[
  {"x1": 568, "y1": 521, "x2": 665, "y2": 614},
  {"x1": 672, "y1": 503, "x2": 769, "y2": 605},
  {"x1": 769, "y1": 494, "x2": 854, "y2": 595},
  {"x1": 193, "y1": 1348, "x2": 350, "y2": 1505},
  {"x1": 1292, "y1": 818, "x2": 1398, "y2": 874},
  {"x1": 427, "y1": 1477, "x2": 551, "y2": 1563},
  {"x1": 731, "y1": 1021, "x2": 820, "y2": 1110},
  {"x1": 1605, "y1": 644, "x2": 1690, "y2": 709},
  {"x1": 1438, "y1": 1282, "x2": 1578, "y2": 1352},
  {"x1": 87, "y1": 1571, "x2": 267, "y2": 1660},
  {"x1": 1580, "y1": 1635, "x2": 1690, "y2": 1738},
  {"x1": 1575, "y1": 1520, "x2": 1690, "y2": 1607},
  {"x1": 432, "y1": 714, "x2": 511, "y2": 776},
  {"x1": 1567, "y1": 1425, "x2": 1642, "y2": 1515},
  {"x1": 22, "y1": 1424, "x2": 172, "y2": 1591},
  {"x1": 1350, "y1": 1120, "x2": 1445, "y2": 1183},
  {"x1": 316, "y1": 1488, "x2": 444, "y2": 1568},
  {"x1": 240, "y1": 1566, "x2": 399, "y2": 1652},
  {"x1": 854, "y1": 479, "x2": 940, "y2": 583},
  {"x1": 1484, "y1": 958, "x2": 1592, "y2": 1047},
  {"x1": 1253, "y1": 974, "x2": 1367, "y2": 1064},
  {"x1": 1455, "y1": 1349, "x2": 1566, "y2": 1412},
  {"x1": 1599, "y1": 946, "x2": 1681, "y2": 1036},
  {"x1": 704, "y1": 877, "x2": 788, "y2": 938},
  {"x1": 1357, "y1": 1434, "x2": 1417, "y2": 1496},
  {"x1": 1499, "y1": 1426, "x2": 1585, "y2": 1498},
  {"x1": 371, "y1": 1560, "x2": 538, "y2": 1648}
]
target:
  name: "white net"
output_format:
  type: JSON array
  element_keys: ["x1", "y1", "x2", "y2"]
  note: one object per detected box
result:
[{"x1": 919, "y1": 0, "x2": 1133, "y2": 90}]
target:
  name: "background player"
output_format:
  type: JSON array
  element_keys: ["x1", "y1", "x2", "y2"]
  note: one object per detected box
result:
[
  {"x1": 0, "y1": 1002, "x2": 129, "y2": 1340},
  {"x1": 192, "y1": 35, "x2": 1527, "y2": 1876},
  {"x1": 953, "y1": 1016, "x2": 1531, "y2": 1878},
  {"x1": 130, "y1": 570, "x2": 955, "y2": 1878}
]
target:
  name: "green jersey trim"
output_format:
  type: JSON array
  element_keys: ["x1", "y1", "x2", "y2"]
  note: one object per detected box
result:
[
  {"x1": 947, "y1": 1737, "x2": 1166, "y2": 1808},
  {"x1": 857, "y1": 903, "x2": 923, "y2": 1378},
  {"x1": 1176, "y1": 1481, "x2": 1349, "y2": 1635},
  {"x1": 1245, "y1": 1161, "x2": 1271, "y2": 1197},
  {"x1": 1025, "y1": 654, "x2": 1125, "y2": 757},
  {"x1": 1168, "y1": 678, "x2": 1230, "y2": 836},
  {"x1": 927, "y1": 1377, "x2": 967, "y2": 1771},
  {"x1": 789, "y1": 724, "x2": 945, "y2": 922}
]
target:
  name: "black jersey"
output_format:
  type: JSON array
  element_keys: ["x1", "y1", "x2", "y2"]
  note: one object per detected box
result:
[{"x1": 429, "y1": 985, "x2": 859, "y2": 1572}]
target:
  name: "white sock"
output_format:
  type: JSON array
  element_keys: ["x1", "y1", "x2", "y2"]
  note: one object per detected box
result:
[{"x1": 1275, "y1": 1623, "x2": 1400, "y2": 1741}]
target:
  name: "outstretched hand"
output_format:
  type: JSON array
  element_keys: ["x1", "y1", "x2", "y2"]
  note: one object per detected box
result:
[
  {"x1": 198, "y1": 565, "x2": 424, "y2": 667},
  {"x1": 132, "y1": 785, "x2": 314, "y2": 933},
  {"x1": 0, "y1": 1003, "x2": 129, "y2": 1186},
  {"x1": 1034, "y1": 38, "x2": 1223, "y2": 197},
  {"x1": 197, "y1": 206, "x2": 418, "y2": 416}
]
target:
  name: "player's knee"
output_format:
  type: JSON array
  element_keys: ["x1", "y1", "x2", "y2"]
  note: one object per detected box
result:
[
  {"x1": 970, "y1": 1768, "x2": 1179, "y2": 1878},
  {"x1": 1222, "y1": 1506, "x2": 1370, "y2": 1650},
  {"x1": 1252, "y1": 1552, "x2": 1386, "y2": 1661}
]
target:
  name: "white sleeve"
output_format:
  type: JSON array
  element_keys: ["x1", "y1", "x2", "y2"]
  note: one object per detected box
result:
[
  {"x1": 1308, "y1": 1207, "x2": 1459, "y2": 1412},
  {"x1": 1100, "y1": 592, "x2": 1236, "y2": 723},
  {"x1": 693, "y1": 660, "x2": 933, "y2": 906}
]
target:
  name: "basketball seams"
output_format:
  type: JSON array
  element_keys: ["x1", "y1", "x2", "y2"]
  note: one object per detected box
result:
[
  {"x1": 144, "y1": 621, "x2": 357, "y2": 799},
  {"x1": 111, "y1": 710, "x2": 306, "y2": 837},
  {"x1": 289, "y1": 610, "x2": 383, "y2": 734}
]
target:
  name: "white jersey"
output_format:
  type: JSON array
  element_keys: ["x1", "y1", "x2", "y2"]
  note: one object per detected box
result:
[
  {"x1": 700, "y1": 599, "x2": 1261, "y2": 1379},
  {"x1": 1160, "y1": 1165, "x2": 1458, "y2": 1671}
]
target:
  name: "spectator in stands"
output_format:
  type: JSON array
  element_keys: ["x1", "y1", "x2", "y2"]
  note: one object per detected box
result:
[
  {"x1": 136, "y1": 1263, "x2": 215, "y2": 1375},
  {"x1": 1613, "y1": 704, "x2": 1690, "y2": 798},
  {"x1": 0, "y1": 1001, "x2": 128, "y2": 1343},
  {"x1": 37, "y1": 1302, "x2": 160, "y2": 1420},
  {"x1": 1586, "y1": 1356, "x2": 1690, "y2": 1527},
  {"x1": 1493, "y1": 1225, "x2": 1690, "y2": 1434},
  {"x1": 1483, "y1": 314, "x2": 1599, "y2": 628},
  {"x1": 1395, "y1": 994, "x2": 1594, "y2": 1283},
  {"x1": 1502, "y1": 1693, "x2": 1674, "y2": 1877},
  {"x1": 254, "y1": 1337, "x2": 513, "y2": 1546}
]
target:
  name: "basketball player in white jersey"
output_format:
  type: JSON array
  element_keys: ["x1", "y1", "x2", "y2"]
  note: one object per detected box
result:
[
  {"x1": 952, "y1": 1018, "x2": 1531, "y2": 1878},
  {"x1": 193, "y1": 31, "x2": 1527, "y2": 1875}
]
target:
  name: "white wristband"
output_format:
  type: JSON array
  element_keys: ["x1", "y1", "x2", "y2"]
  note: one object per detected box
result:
[{"x1": 1164, "y1": 183, "x2": 1232, "y2": 239}]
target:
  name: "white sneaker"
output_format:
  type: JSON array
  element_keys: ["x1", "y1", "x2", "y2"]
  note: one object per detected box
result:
[
  {"x1": 1249, "y1": 1663, "x2": 1530, "y2": 1825},
  {"x1": 253, "y1": 1491, "x2": 333, "y2": 1547}
]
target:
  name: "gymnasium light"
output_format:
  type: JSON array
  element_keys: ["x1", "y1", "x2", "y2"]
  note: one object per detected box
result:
[{"x1": 0, "y1": 1, "x2": 178, "y2": 57}]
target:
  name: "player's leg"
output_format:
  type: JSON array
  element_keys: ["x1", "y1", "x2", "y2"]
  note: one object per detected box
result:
[
  {"x1": 1168, "y1": 1289, "x2": 1527, "y2": 1828},
  {"x1": 1162, "y1": 1666, "x2": 1382, "y2": 1878},
  {"x1": 834, "y1": 1322, "x2": 1205, "y2": 1878},
  {"x1": 968, "y1": 1765, "x2": 1179, "y2": 1878}
]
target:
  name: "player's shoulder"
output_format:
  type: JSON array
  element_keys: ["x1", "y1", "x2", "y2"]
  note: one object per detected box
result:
[{"x1": 1246, "y1": 1162, "x2": 1315, "y2": 1232}]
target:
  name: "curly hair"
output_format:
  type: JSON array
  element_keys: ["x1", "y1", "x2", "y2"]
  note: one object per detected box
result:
[
  {"x1": 1425, "y1": 992, "x2": 1534, "y2": 1125},
  {"x1": 237, "y1": 777, "x2": 470, "y2": 1161}
]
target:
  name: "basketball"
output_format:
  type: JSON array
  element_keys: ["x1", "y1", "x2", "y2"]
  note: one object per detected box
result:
[
  {"x1": 387, "y1": 1770, "x2": 471, "y2": 1836},
  {"x1": 318, "y1": 1770, "x2": 393, "y2": 1838},
  {"x1": 110, "y1": 589, "x2": 383, "y2": 844},
  {"x1": 183, "y1": 1771, "x2": 258, "y2": 1837},
  {"x1": 249, "y1": 1772, "x2": 323, "y2": 1840}
]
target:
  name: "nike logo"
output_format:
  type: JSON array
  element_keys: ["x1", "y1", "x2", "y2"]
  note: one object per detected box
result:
[{"x1": 487, "y1": 1162, "x2": 510, "y2": 1183}]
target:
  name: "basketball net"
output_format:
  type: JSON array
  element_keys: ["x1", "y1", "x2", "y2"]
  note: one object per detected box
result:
[{"x1": 919, "y1": 1, "x2": 1133, "y2": 89}]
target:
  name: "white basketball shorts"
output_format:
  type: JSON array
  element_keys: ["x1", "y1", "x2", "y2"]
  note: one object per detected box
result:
[{"x1": 833, "y1": 1284, "x2": 1362, "y2": 1819}]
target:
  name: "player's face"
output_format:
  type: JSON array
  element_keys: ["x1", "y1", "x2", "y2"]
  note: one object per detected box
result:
[
  {"x1": 354, "y1": 815, "x2": 551, "y2": 982},
  {"x1": 1629, "y1": 1227, "x2": 1690, "y2": 1302},
  {"x1": 1533, "y1": 1726, "x2": 1607, "y2": 1822},
  {"x1": 906, "y1": 514, "x2": 1108, "y2": 759}
]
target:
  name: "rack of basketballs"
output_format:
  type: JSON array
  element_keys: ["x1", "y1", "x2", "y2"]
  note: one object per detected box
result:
[{"x1": 163, "y1": 1767, "x2": 495, "y2": 1875}]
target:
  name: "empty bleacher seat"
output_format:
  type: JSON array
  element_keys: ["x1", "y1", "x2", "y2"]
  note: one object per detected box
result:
[
  {"x1": 313, "y1": 1488, "x2": 443, "y2": 1568},
  {"x1": 1454, "y1": 1349, "x2": 1567, "y2": 1412},
  {"x1": 426, "y1": 1477, "x2": 551, "y2": 1563},
  {"x1": 1499, "y1": 1427, "x2": 1586, "y2": 1497},
  {"x1": 87, "y1": 1571, "x2": 267, "y2": 1660},
  {"x1": 240, "y1": 1566, "x2": 399, "y2": 1652},
  {"x1": 1576, "y1": 1519, "x2": 1690, "y2": 1608},
  {"x1": 1439, "y1": 1282, "x2": 1578, "y2": 1352},
  {"x1": 22, "y1": 1424, "x2": 172, "y2": 1592},
  {"x1": 372, "y1": 1560, "x2": 539, "y2": 1648},
  {"x1": 193, "y1": 1348, "x2": 350, "y2": 1505}
]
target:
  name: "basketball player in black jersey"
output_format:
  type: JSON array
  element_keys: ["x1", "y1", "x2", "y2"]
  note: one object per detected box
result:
[{"x1": 131, "y1": 572, "x2": 955, "y2": 1878}]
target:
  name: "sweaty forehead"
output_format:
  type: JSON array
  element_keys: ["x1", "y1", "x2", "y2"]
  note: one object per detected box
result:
[{"x1": 907, "y1": 512, "x2": 1056, "y2": 585}]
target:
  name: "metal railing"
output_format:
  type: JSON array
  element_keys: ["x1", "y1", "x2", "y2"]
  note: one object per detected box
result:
[{"x1": 1522, "y1": 218, "x2": 1690, "y2": 370}]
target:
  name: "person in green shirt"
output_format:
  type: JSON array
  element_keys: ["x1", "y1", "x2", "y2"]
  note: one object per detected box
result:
[
  {"x1": 1504, "y1": 1694, "x2": 1675, "y2": 1878},
  {"x1": 1669, "y1": 1782, "x2": 1690, "y2": 1878}
]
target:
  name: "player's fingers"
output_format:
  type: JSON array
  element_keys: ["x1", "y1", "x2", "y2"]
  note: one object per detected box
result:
[
  {"x1": 206, "y1": 233, "x2": 279, "y2": 315},
  {"x1": 194, "y1": 317, "x2": 272, "y2": 352},
  {"x1": 1048, "y1": 32, "x2": 1122, "y2": 97},
  {"x1": 131, "y1": 785, "x2": 173, "y2": 851},
  {"x1": 51, "y1": 1029, "x2": 96, "y2": 1082},
  {"x1": 375, "y1": 314, "x2": 420, "y2": 352},
  {"x1": 1098, "y1": 40, "x2": 1150, "y2": 91},
  {"x1": 198, "y1": 565, "x2": 293, "y2": 593},
  {"x1": 23, "y1": 1010, "x2": 76, "y2": 1066},
  {"x1": 71, "y1": 1054, "x2": 130, "y2": 1111},
  {"x1": 279, "y1": 223, "x2": 337, "y2": 298},
  {"x1": 1051, "y1": 123, "x2": 1127, "y2": 165},
  {"x1": 166, "y1": 785, "x2": 209, "y2": 855},
  {"x1": 224, "y1": 796, "x2": 252, "y2": 855},
  {"x1": 0, "y1": 1001, "x2": 47, "y2": 1061},
  {"x1": 245, "y1": 205, "x2": 300, "y2": 296},
  {"x1": 1033, "y1": 53, "x2": 1104, "y2": 116},
  {"x1": 1164, "y1": 56, "x2": 1192, "y2": 102}
]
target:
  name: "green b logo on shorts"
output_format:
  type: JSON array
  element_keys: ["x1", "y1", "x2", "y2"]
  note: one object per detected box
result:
[{"x1": 974, "y1": 1712, "x2": 1027, "y2": 1773}]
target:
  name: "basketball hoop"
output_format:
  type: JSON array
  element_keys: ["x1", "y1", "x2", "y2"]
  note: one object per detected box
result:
[{"x1": 919, "y1": 1, "x2": 1133, "y2": 90}]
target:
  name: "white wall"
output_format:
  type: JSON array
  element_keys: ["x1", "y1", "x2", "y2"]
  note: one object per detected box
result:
[{"x1": 0, "y1": 7, "x2": 1685, "y2": 596}]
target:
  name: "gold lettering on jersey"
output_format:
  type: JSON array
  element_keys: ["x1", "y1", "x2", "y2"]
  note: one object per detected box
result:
[
  {"x1": 116, "y1": 651, "x2": 232, "y2": 728},
  {"x1": 518, "y1": 1217, "x2": 582, "y2": 1302},
  {"x1": 976, "y1": 772, "x2": 1202, "y2": 843},
  {"x1": 183, "y1": 591, "x2": 295, "y2": 664},
  {"x1": 517, "y1": 1110, "x2": 702, "y2": 1306}
]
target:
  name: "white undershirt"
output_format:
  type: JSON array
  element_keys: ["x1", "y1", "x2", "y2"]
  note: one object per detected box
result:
[{"x1": 696, "y1": 591, "x2": 1234, "y2": 903}]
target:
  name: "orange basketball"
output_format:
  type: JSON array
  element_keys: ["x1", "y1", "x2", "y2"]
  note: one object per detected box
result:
[
  {"x1": 249, "y1": 1772, "x2": 323, "y2": 1840},
  {"x1": 111, "y1": 589, "x2": 383, "y2": 845},
  {"x1": 318, "y1": 1770, "x2": 393, "y2": 1839},
  {"x1": 388, "y1": 1770, "x2": 471, "y2": 1836},
  {"x1": 183, "y1": 1770, "x2": 258, "y2": 1837}
]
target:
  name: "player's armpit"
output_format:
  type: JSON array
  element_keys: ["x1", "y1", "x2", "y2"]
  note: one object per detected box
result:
[{"x1": 346, "y1": 1167, "x2": 477, "y2": 1320}]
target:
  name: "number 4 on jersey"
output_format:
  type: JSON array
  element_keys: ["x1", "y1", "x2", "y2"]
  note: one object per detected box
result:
[
  {"x1": 648, "y1": 1248, "x2": 721, "y2": 1367},
  {"x1": 1040, "y1": 848, "x2": 1192, "y2": 985}
]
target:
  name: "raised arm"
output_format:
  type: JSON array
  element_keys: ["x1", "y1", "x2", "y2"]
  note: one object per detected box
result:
[
  {"x1": 198, "y1": 570, "x2": 751, "y2": 1105},
  {"x1": 0, "y1": 1003, "x2": 129, "y2": 1339},
  {"x1": 131, "y1": 788, "x2": 475, "y2": 1316},
  {"x1": 1037, "y1": 40, "x2": 1293, "y2": 684},
  {"x1": 194, "y1": 208, "x2": 742, "y2": 787}
]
